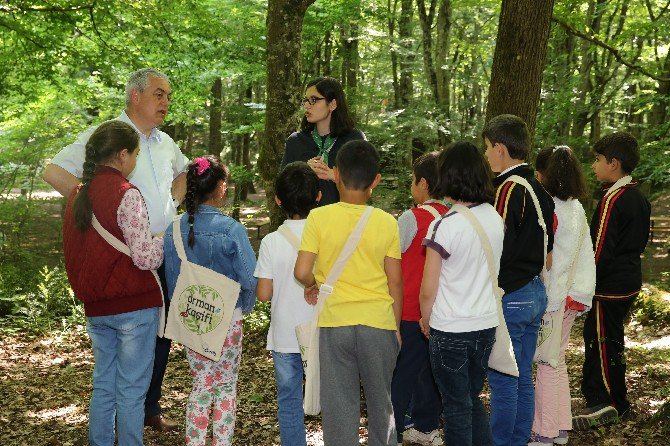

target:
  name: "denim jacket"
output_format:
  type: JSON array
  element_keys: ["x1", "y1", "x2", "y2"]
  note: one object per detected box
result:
[{"x1": 164, "y1": 205, "x2": 257, "y2": 314}]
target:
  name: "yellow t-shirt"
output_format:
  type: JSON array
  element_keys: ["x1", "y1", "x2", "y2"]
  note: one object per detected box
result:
[{"x1": 300, "y1": 202, "x2": 401, "y2": 329}]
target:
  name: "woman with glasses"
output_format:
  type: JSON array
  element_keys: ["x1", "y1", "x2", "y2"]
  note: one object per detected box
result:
[{"x1": 281, "y1": 77, "x2": 365, "y2": 206}]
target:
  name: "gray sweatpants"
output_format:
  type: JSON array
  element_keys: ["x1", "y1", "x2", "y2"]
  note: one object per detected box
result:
[{"x1": 320, "y1": 325, "x2": 399, "y2": 446}]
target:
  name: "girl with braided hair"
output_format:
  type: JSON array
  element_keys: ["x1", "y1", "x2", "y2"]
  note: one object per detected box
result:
[
  {"x1": 163, "y1": 155, "x2": 257, "y2": 446},
  {"x1": 62, "y1": 120, "x2": 164, "y2": 446},
  {"x1": 529, "y1": 146, "x2": 595, "y2": 446}
]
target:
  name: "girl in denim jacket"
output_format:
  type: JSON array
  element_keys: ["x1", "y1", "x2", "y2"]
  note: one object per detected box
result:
[{"x1": 163, "y1": 156, "x2": 257, "y2": 446}]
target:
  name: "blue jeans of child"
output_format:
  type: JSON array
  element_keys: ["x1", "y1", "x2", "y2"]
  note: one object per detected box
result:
[
  {"x1": 429, "y1": 327, "x2": 495, "y2": 446},
  {"x1": 272, "y1": 351, "x2": 307, "y2": 446},
  {"x1": 87, "y1": 307, "x2": 159, "y2": 446},
  {"x1": 488, "y1": 277, "x2": 547, "y2": 446}
]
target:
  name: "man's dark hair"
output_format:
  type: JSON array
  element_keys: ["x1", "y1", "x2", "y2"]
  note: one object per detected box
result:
[
  {"x1": 482, "y1": 114, "x2": 531, "y2": 161},
  {"x1": 335, "y1": 140, "x2": 380, "y2": 191},
  {"x1": 413, "y1": 151, "x2": 440, "y2": 198},
  {"x1": 593, "y1": 132, "x2": 640, "y2": 174},
  {"x1": 300, "y1": 77, "x2": 355, "y2": 136},
  {"x1": 275, "y1": 162, "x2": 320, "y2": 218},
  {"x1": 434, "y1": 141, "x2": 495, "y2": 204},
  {"x1": 536, "y1": 146, "x2": 588, "y2": 200}
]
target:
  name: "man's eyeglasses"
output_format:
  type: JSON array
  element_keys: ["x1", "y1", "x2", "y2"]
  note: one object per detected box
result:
[{"x1": 302, "y1": 96, "x2": 326, "y2": 106}]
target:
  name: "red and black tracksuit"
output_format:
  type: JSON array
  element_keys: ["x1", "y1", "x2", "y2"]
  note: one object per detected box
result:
[{"x1": 581, "y1": 181, "x2": 651, "y2": 414}]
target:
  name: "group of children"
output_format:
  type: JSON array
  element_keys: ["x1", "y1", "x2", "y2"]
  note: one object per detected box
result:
[{"x1": 63, "y1": 111, "x2": 650, "y2": 446}]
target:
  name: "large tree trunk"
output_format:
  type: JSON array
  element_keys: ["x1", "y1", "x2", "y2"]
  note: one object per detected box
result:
[
  {"x1": 209, "y1": 77, "x2": 223, "y2": 157},
  {"x1": 485, "y1": 0, "x2": 555, "y2": 137},
  {"x1": 259, "y1": 0, "x2": 315, "y2": 230},
  {"x1": 416, "y1": 0, "x2": 438, "y2": 100},
  {"x1": 387, "y1": 0, "x2": 400, "y2": 109},
  {"x1": 241, "y1": 85, "x2": 254, "y2": 200},
  {"x1": 398, "y1": 0, "x2": 414, "y2": 108}
]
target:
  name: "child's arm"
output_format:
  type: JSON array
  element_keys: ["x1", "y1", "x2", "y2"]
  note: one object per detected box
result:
[
  {"x1": 384, "y1": 256, "x2": 403, "y2": 345},
  {"x1": 419, "y1": 248, "x2": 441, "y2": 337},
  {"x1": 294, "y1": 251, "x2": 319, "y2": 305},
  {"x1": 256, "y1": 279, "x2": 273, "y2": 302}
]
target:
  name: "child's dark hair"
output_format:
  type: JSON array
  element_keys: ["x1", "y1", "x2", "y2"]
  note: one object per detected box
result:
[
  {"x1": 300, "y1": 77, "x2": 355, "y2": 136},
  {"x1": 593, "y1": 131, "x2": 640, "y2": 174},
  {"x1": 73, "y1": 120, "x2": 139, "y2": 231},
  {"x1": 434, "y1": 141, "x2": 495, "y2": 204},
  {"x1": 183, "y1": 156, "x2": 229, "y2": 247},
  {"x1": 413, "y1": 151, "x2": 440, "y2": 198},
  {"x1": 537, "y1": 146, "x2": 588, "y2": 200},
  {"x1": 482, "y1": 114, "x2": 531, "y2": 161},
  {"x1": 335, "y1": 140, "x2": 380, "y2": 191},
  {"x1": 275, "y1": 162, "x2": 320, "y2": 218}
]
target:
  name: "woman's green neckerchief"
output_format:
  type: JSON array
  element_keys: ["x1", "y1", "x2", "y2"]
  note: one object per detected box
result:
[
  {"x1": 311, "y1": 128, "x2": 337, "y2": 165},
  {"x1": 441, "y1": 198, "x2": 454, "y2": 209}
]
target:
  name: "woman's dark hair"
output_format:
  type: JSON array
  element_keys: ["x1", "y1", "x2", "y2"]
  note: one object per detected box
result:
[
  {"x1": 412, "y1": 151, "x2": 440, "y2": 198},
  {"x1": 538, "y1": 145, "x2": 588, "y2": 201},
  {"x1": 434, "y1": 141, "x2": 494, "y2": 204},
  {"x1": 73, "y1": 120, "x2": 139, "y2": 231},
  {"x1": 183, "y1": 155, "x2": 229, "y2": 247},
  {"x1": 299, "y1": 77, "x2": 355, "y2": 136},
  {"x1": 275, "y1": 162, "x2": 320, "y2": 218}
]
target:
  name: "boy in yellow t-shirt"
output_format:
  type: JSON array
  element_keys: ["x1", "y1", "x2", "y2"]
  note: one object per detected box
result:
[{"x1": 295, "y1": 140, "x2": 403, "y2": 446}]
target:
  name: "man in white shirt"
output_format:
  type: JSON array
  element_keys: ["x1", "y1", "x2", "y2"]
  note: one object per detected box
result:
[{"x1": 43, "y1": 68, "x2": 188, "y2": 432}]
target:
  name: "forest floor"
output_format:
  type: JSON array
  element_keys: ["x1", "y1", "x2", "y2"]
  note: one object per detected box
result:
[{"x1": 0, "y1": 190, "x2": 669, "y2": 445}]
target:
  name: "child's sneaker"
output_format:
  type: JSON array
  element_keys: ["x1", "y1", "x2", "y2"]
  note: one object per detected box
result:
[
  {"x1": 572, "y1": 404, "x2": 618, "y2": 430},
  {"x1": 528, "y1": 432, "x2": 553, "y2": 445},
  {"x1": 402, "y1": 428, "x2": 444, "y2": 445},
  {"x1": 553, "y1": 430, "x2": 569, "y2": 445}
]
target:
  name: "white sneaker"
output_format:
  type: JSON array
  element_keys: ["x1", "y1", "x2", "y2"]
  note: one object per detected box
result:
[{"x1": 402, "y1": 428, "x2": 444, "y2": 446}]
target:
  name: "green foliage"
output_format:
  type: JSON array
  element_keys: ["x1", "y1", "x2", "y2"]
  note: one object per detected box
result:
[
  {"x1": 633, "y1": 287, "x2": 670, "y2": 329},
  {"x1": 636, "y1": 140, "x2": 670, "y2": 190},
  {"x1": 243, "y1": 300, "x2": 271, "y2": 337}
]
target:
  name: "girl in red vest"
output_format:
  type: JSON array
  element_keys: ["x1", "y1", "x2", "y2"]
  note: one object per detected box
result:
[{"x1": 63, "y1": 120, "x2": 164, "y2": 446}]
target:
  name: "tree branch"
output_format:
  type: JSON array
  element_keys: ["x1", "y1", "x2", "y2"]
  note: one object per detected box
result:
[{"x1": 552, "y1": 16, "x2": 670, "y2": 82}]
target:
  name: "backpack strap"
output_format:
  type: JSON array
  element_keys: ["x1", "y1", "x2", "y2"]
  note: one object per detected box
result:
[
  {"x1": 418, "y1": 204, "x2": 441, "y2": 220},
  {"x1": 277, "y1": 224, "x2": 301, "y2": 251},
  {"x1": 505, "y1": 175, "x2": 548, "y2": 276}
]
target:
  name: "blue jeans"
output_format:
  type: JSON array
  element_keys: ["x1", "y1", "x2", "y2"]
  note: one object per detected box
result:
[
  {"x1": 272, "y1": 351, "x2": 307, "y2": 446},
  {"x1": 488, "y1": 277, "x2": 547, "y2": 446},
  {"x1": 87, "y1": 307, "x2": 159, "y2": 446},
  {"x1": 430, "y1": 327, "x2": 495, "y2": 446}
]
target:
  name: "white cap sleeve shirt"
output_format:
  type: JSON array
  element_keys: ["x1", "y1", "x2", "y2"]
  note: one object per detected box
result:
[
  {"x1": 51, "y1": 111, "x2": 188, "y2": 235},
  {"x1": 424, "y1": 203, "x2": 504, "y2": 333},
  {"x1": 254, "y1": 219, "x2": 315, "y2": 353}
]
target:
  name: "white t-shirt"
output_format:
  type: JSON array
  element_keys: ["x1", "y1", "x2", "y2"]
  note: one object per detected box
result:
[
  {"x1": 423, "y1": 203, "x2": 504, "y2": 333},
  {"x1": 254, "y1": 219, "x2": 315, "y2": 353},
  {"x1": 51, "y1": 111, "x2": 188, "y2": 235}
]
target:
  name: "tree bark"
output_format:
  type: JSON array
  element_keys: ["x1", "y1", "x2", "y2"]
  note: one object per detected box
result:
[
  {"x1": 260, "y1": 0, "x2": 315, "y2": 230},
  {"x1": 485, "y1": 0, "x2": 555, "y2": 137},
  {"x1": 387, "y1": 0, "x2": 400, "y2": 109},
  {"x1": 209, "y1": 76, "x2": 223, "y2": 157},
  {"x1": 398, "y1": 0, "x2": 414, "y2": 108}
]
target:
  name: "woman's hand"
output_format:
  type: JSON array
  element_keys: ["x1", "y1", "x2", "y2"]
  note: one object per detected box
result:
[{"x1": 308, "y1": 157, "x2": 334, "y2": 182}]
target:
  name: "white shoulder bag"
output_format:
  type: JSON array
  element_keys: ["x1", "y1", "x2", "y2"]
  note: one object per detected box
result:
[
  {"x1": 164, "y1": 218, "x2": 241, "y2": 361},
  {"x1": 451, "y1": 204, "x2": 519, "y2": 377}
]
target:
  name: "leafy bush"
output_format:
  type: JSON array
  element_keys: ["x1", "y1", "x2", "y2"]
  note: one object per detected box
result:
[
  {"x1": 632, "y1": 287, "x2": 670, "y2": 329},
  {"x1": 243, "y1": 300, "x2": 271, "y2": 338}
]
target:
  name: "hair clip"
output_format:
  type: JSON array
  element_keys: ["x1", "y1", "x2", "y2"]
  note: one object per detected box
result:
[{"x1": 194, "y1": 157, "x2": 210, "y2": 176}]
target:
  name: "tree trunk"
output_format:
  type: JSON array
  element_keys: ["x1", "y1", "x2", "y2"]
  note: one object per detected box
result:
[
  {"x1": 340, "y1": 21, "x2": 360, "y2": 115},
  {"x1": 434, "y1": 0, "x2": 451, "y2": 111},
  {"x1": 387, "y1": 0, "x2": 400, "y2": 109},
  {"x1": 260, "y1": 0, "x2": 316, "y2": 230},
  {"x1": 241, "y1": 85, "x2": 254, "y2": 200},
  {"x1": 416, "y1": 0, "x2": 438, "y2": 100},
  {"x1": 323, "y1": 30, "x2": 332, "y2": 76},
  {"x1": 485, "y1": 0, "x2": 555, "y2": 137},
  {"x1": 398, "y1": 0, "x2": 414, "y2": 108},
  {"x1": 209, "y1": 76, "x2": 223, "y2": 157},
  {"x1": 649, "y1": 53, "x2": 670, "y2": 139}
]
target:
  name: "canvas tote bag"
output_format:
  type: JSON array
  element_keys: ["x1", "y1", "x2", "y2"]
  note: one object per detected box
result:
[
  {"x1": 164, "y1": 219, "x2": 241, "y2": 361},
  {"x1": 91, "y1": 214, "x2": 166, "y2": 337},
  {"x1": 451, "y1": 204, "x2": 519, "y2": 377},
  {"x1": 534, "y1": 214, "x2": 586, "y2": 367},
  {"x1": 295, "y1": 206, "x2": 374, "y2": 415}
]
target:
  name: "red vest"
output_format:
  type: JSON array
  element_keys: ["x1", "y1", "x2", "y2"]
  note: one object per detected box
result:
[
  {"x1": 63, "y1": 166, "x2": 162, "y2": 317},
  {"x1": 401, "y1": 202, "x2": 449, "y2": 321}
]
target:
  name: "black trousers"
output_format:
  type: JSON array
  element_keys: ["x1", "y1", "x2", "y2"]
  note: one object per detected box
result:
[
  {"x1": 581, "y1": 298, "x2": 634, "y2": 414},
  {"x1": 145, "y1": 263, "x2": 172, "y2": 418}
]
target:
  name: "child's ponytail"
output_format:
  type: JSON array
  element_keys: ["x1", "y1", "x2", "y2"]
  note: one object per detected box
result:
[
  {"x1": 72, "y1": 120, "x2": 139, "y2": 232},
  {"x1": 182, "y1": 156, "x2": 229, "y2": 248}
]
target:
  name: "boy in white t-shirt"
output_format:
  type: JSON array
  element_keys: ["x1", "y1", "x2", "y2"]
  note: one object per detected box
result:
[{"x1": 254, "y1": 162, "x2": 321, "y2": 446}]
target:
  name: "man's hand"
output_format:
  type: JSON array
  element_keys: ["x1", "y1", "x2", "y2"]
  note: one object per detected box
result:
[
  {"x1": 304, "y1": 283, "x2": 319, "y2": 306},
  {"x1": 308, "y1": 157, "x2": 334, "y2": 181}
]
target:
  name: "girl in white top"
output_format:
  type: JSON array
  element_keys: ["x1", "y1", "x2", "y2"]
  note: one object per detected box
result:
[
  {"x1": 419, "y1": 141, "x2": 504, "y2": 446},
  {"x1": 529, "y1": 146, "x2": 595, "y2": 446}
]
